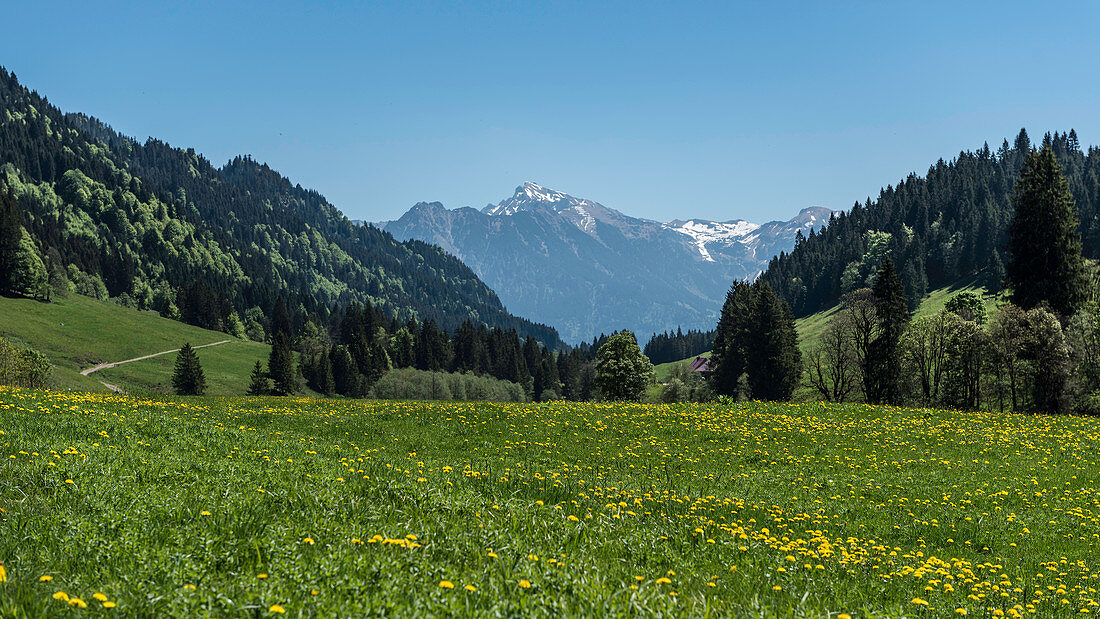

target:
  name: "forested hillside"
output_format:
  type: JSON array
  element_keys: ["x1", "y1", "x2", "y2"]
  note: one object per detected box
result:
[
  {"x1": 760, "y1": 129, "x2": 1100, "y2": 316},
  {"x1": 0, "y1": 67, "x2": 561, "y2": 348}
]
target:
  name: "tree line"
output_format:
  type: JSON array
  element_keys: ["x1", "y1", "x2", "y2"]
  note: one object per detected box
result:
[
  {"x1": 800, "y1": 146, "x2": 1100, "y2": 414},
  {"x1": 0, "y1": 66, "x2": 563, "y2": 350},
  {"x1": 759, "y1": 129, "x2": 1100, "y2": 318}
]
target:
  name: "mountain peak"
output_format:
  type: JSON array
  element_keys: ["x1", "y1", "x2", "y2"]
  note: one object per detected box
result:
[{"x1": 485, "y1": 181, "x2": 581, "y2": 216}]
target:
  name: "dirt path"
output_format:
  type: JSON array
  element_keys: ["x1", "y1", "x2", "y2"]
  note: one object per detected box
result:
[{"x1": 81, "y1": 340, "x2": 233, "y2": 392}]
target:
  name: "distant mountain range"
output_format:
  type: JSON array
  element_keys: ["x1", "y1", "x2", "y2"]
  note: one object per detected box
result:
[{"x1": 381, "y1": 182, "x2": 835, "y2": 342}]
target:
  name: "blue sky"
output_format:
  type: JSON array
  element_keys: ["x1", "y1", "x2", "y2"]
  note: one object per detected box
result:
[{"x1": 3, "y1": 1, "x2": 1099, "y2": 223}]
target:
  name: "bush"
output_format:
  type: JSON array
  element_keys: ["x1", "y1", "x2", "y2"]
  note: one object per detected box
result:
[
  {"x1": 0, "y1": 337, "x2": 52, "y2": 388},
  {"x1": 369, "y1": 368, "x2": 528, "y2": 402}
]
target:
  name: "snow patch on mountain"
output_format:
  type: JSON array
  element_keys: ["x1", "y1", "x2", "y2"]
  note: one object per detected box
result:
[{"x1": 664, "y1": 219, "x2": 762, "y2": 262}]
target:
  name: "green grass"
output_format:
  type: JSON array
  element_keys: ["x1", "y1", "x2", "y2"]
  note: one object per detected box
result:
[
  {"x1": 654, "y1": 281, "x2": 1006, "y2": 370},
  {"x1": 0, "y1": 294, "x2": 273, "y2": 395},
  {"x1": 1, "y1": 387, "x2": 1097, "y2": 617}
]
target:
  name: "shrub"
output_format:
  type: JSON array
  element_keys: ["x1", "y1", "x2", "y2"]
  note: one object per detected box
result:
[{"x1": 0, "y1": 337, "x2": 52, "y2": 388}]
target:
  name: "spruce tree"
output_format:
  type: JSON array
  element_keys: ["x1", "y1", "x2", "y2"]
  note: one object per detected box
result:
[
  {"x1": 0, "y1": 189, "x2": 21, "y2": 293},
  {"x1": 709, "y1": 282, "x2": 752, "y2": 396},
  {"x1": 246, "y1": 360, "x2": 269, "y2": 396},
  {"x1": 1006, "y1": 146, "x2": 1088, "y2": 316},
  {"x1": 268, "y1": 332, "x2": 298, "y2": 395},
  {"x1": 867, "y1": 258, "x2": 909, "y2": 404},
  {"x1": 745, "y1": 283, "x2": 802, "y2": 401},
  {"x1": 172, "y1": 343, "x2": 206, "y2": 396}
]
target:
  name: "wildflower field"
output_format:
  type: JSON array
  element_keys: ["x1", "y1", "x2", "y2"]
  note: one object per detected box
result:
[{"x1": 0, "y1": 387, "x2": 1098, "y2": 617}]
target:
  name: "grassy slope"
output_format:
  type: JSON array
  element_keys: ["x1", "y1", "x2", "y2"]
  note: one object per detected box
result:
[
  {"x1": 1, "y1": 387, "x2": 1097, "y2": 616},
  {"x1": 653, "y1": 281, "x2": 1005, "y2": 370},
  {"x1": 0, "y1": 294, "x2": 274, "y2": 396}
]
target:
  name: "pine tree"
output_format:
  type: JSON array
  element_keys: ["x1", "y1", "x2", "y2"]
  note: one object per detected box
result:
[
  {"x1": 172, "y1": 343, "x2": 206, "y2": 396},
  {"x1": 268, "y1": 332, "x2": 298, "y2": 395},
  {"x1": 1006, "y1": 147, "x2": 1088, "y2": 316},
  {"x1": 866, "y1": 258, "x2": 909, "y2": 404},
  {"x1": 0, "y1": 189, "x2": 21, "y2": 293},
  {"x1": 745, "y1": 283, "x2": 802, "y2": 401},
  {"x1": 246, "y1": 360, "x2": 269, "y2": 395},
  {"x1": 709, "y1": 282, "x2": 752, "y2": 396}
]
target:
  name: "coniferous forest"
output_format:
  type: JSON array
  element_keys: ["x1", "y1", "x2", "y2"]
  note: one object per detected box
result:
[
  {"x1": 759, "y1": 129, "x2": 1100, "y2": 317},
  {"x1": 0, "y1": 66, "x2": 562, "y2": 350}
]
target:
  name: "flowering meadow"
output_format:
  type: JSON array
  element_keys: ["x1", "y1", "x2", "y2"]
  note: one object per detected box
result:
[{"x1": 0, "y1": 387, "x2": 1098, "y2": 616}]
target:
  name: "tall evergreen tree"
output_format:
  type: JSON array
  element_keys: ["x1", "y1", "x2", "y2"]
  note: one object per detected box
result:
[
  {"x1": 247, "y1": 360, "x2": 269, "y2": 395},
  {"x1": 866, "y1": 258, "x2": 909, "y2": 404},
  {"x1": 709, "y1": 282, "x2": 753, "y2": 396},
  {"x1": 744, "y1": 283, "x2": 802, "y2": 401},
  {"x1": 1006, "y1": 147, "x2": 1088, "y2": 316},
  {"x1": 172, "y1": 343, "x2": 206, "y2": 396},
  {"x1": 268, "y1": 332, "x2": 298, "y2": 395},
  {"x1": 0, "y1": 189, "x2": 21, "y2": 293}
]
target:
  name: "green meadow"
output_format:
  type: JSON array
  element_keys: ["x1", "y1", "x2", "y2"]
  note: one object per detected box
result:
[{"x1": 0, "y1": 387, "x2": 1097, "y2": 617}]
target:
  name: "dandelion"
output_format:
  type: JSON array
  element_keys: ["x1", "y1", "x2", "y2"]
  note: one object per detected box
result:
[
  {"x1": 773, "y1": 585, "x2": 782, "y2": 591},
  {"x1": 0, "y1": 562, "x2": 5, "y2": 583},
  {"x1": 839, "y1": 615, "x2": 852, "y2": 619},
  {"x1": 303, "y1": 537, "x2": 315, "y2": 545},
  {"x1": 518, "y1": 579, "x2": 532, "y2": 589},
  {"x1": 53, "y1": 591, "x2": 69, "y2": 601},
  {"x1": 103, "y1": 601, "x2": 117, "y2": 608},
  {"x1": 439, "y1": 580, "x2": 454, "y2": 589},
  {"x1": 93, "y1": 593, "x2": 108, "y2": 602},
  {"x1": 956, "y1": 610, "x2": 968, "y2": 616},
  {"x1": 200, "y1": 510, "x2": 211, "y2": 516},
  {"x1": 69, "y1": 597, "x2": 87, "y2": 609},
  {"x1": 257, "y1": 574, "x2": 268, "y2": 579},
  {"x1": 465, "y1": 584, "x2": 477, "y2": 591},
  {"x1": 912, "y1": 598, "x2": 929, "y2": 606},
  {"x1": 656, "y1": 577, "x2": 672, "y2": 585},
  {"x1": 39, "y1": 575, "x2": 52, "y2": 582},
  {"x1": 183, "y1": 584, "x2": 196, "y2": 590},
  {"x1": 269, "y1": 604, "x2": 286, "y2": 614}
]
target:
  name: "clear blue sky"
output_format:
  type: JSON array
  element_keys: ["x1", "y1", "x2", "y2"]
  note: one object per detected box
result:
[{"x1": 3, "y1": 1, "x2": 1098, "y2": 223}]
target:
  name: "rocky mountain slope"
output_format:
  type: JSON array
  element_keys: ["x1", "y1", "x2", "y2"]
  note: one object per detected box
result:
[{"x1": 383, "y1": 182, "x2": 833, "y2": 342}]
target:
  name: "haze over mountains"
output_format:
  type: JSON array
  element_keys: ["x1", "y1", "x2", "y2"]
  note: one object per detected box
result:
[{"x1": 382, "y1": 182, "x2": 834, "y2": 342}]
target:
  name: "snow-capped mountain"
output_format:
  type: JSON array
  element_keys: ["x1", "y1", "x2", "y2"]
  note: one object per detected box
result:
[{"x1": 381, "y1": 182, "x2": 836, "y2": 343}]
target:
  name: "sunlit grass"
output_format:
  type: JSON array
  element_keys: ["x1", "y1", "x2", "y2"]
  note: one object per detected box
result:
[{"x1": 0, "y1": 388, "x2": 1097, "y2": 616}]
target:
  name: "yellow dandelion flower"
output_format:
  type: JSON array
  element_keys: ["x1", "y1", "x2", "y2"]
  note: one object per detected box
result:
[
  {"x1": 103, "y1": 601, "x2": 116, "y2": 608},
  {"x1": 465, "y1": 584, "x2": 477, "y2": 592},
  {"x1": 439, "y1": 580, "x2": 454, "y2": 589},
  {"x1": 518, "y1": 579, "x2": 532, "y2": 589},
  {"x1": 200, "y1": 511, "x2": 211, "y2": 516},
  {"x1": 53, "y1": 591, "x2": 69, "y2": 602},
  {"x1": 912, "y1": 598, "x2": 929, "y2": 606},
  {"x1": 93, "y1": 593, "x2": 108, "y2": 602},
  {"x1": 656, "y1": 577, "x2": 672, "y2": 585},
  {"x1": 69, "y1": 597, "x2": 87, "y2": 609},
  {"x1": 269, "y1": 604, "x2": 286, "y2": 614},
  {"x1": 257, "y1": 574, "x2": 268, "y2": 579},
  {"x1": 39, "y1": 575, "x2": 53, "y2": 582},
  {"x1": 839, "y1": 614, "x2": 852, "y2": 619},
  {"x1": 773, "y1": 585, "x2": 783, "y2": 591},
  {"x1": 303, "y1": 537, "x2": 315, "y2": 545},
  {"x1": 956, "y1": 610, "x2": 968, "y2": 616}
]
